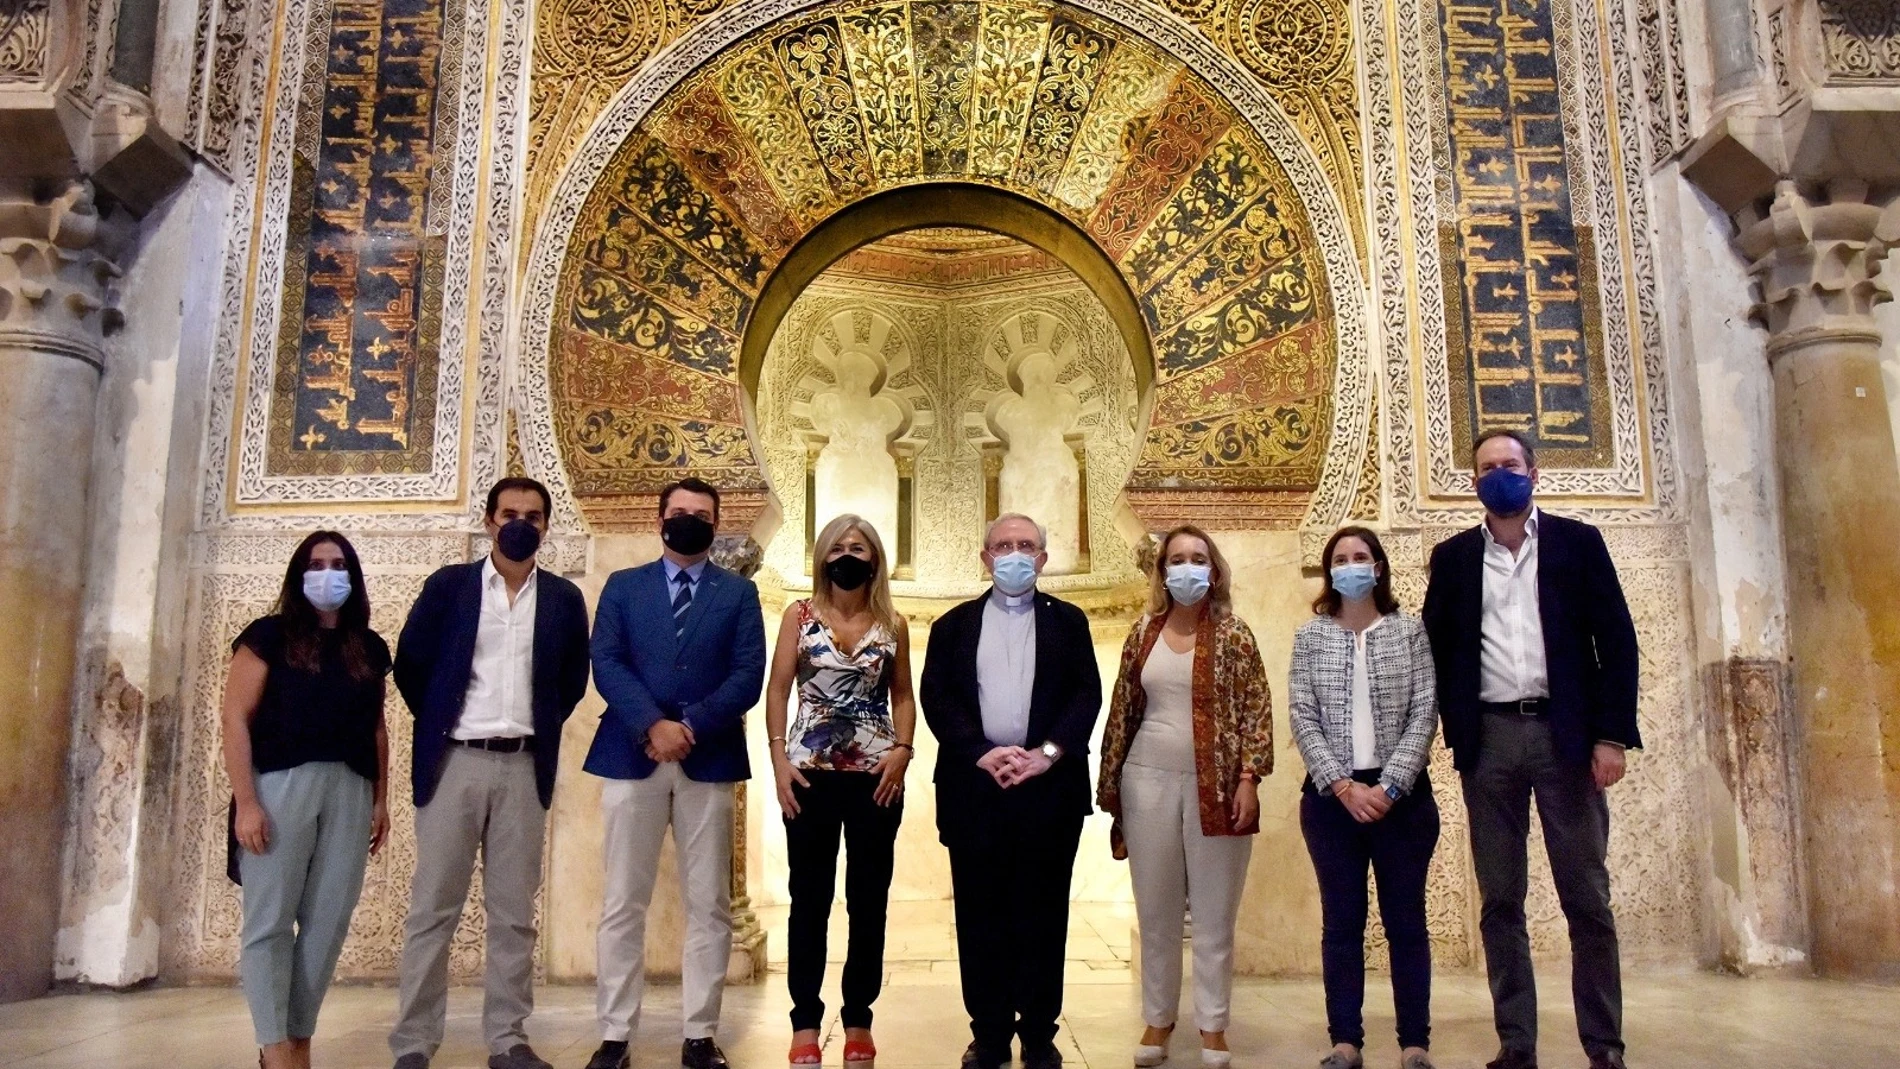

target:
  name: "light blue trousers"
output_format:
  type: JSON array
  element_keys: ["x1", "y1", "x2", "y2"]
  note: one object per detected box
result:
[{"x1": 238, "y1": 761, "x2": 373, "y2": 1045}]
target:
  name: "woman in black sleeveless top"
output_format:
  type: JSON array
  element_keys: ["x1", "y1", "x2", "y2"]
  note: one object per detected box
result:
[{"x1": 222, "y1": 531, "x2": 390, "y2": 1069}]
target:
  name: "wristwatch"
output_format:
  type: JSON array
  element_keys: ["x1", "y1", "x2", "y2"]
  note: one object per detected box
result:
[
  {"x1": 1040, "y1": 740, "x2": 1063, "y2": 762},
  {"x1": 1384, "y1": 784, "x2": 1403, "y2": 801}
]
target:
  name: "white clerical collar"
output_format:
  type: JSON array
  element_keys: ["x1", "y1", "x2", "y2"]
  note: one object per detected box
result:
[{"x1": 989, "y1": 587, "x2": 1036, "y2": 612}]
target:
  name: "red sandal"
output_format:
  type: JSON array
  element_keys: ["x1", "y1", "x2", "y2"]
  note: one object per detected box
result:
[
  {"x1": 844, "y1": 1038, "x2": 877, "y2": 1063},
  {"x1": 789, "y1": 1041, "x2": 823, "y2": 1066}
]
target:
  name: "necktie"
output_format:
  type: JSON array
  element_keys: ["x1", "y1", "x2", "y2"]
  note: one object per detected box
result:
[{"x1": 672, "y1": 570, "x2": 694, "y2": 639}]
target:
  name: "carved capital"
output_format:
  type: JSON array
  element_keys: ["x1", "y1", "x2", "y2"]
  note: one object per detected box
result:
[
  {"x1": 1738, "y1": 180, "x2": 1900, "y2": 356},
  {"x1": 0, "y1": 180, "x2": 124, "y2": 368},
  {"x1": 710, "y1": 535, "x2": 764, "y2": 578}
]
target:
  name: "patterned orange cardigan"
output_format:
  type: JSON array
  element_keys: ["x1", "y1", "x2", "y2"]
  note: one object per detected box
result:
[{"x1": 1095, "y1": 607, "x2": 1273, "y2": 860}]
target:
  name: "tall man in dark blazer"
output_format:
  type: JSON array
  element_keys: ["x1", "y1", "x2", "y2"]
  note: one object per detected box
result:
[
  {"x1": 1420, "y1": 430, "x2": 1641, "y2": 1069},
  {"x1": 921, "y1": 513, "x2": 1103, "y2": 1069},
  {"x1": 388, "y1": 477, "x2": 592, "y2": 1069},
  {"x1": 581, "y1": 478, "x2": 766, "y2": 1069}
]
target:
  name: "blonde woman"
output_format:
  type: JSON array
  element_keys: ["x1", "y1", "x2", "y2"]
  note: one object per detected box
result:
[
  {"x1": 765, "y1": 515, "x2": 916, "y2": 1067},
  {"x1": 1097, "y1": 525, "x2": 1273, "y2": 1069}
]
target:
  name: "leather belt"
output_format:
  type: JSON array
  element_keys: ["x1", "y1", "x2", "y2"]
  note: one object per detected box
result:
[
  {"x1": 1480, "y1": 699, "x2": 1549, "y2": 717},
  {"x1": 451, "y1": 735, "x2": 534, "y2": 753}
]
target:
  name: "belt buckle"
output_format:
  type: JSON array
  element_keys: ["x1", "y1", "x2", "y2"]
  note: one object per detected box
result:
[{"x1": 1516, "y1": 699, "x2": 1540, "y2": 716}]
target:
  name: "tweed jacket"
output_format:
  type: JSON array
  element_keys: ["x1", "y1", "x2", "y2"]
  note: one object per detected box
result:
[
  {"x1": 1288, "y1": 611, "x2": 1438, "y2": 796},
  {"x1": 1096, "y1": 608, "x2": 1273, "y2": 860}
]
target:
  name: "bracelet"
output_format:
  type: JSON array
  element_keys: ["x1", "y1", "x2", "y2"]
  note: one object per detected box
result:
[
  {"x1": 892, "y1": 742, "x2": 914, "y2": 752},
  {"x1": 768, "y1": 735, "x2": 787, "y2": 744}
]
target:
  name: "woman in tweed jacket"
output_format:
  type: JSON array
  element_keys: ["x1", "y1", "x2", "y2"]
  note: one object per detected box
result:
[
  {"x1": 1290, "y1": 525, "x2": 1441, "y2": 1069},
  {"x1": 1096, "y1": 525, "x2": 1272, "y2": 1069}
]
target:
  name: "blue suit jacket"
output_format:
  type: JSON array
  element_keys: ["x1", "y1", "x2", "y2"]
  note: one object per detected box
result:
[
  {"x1": 393, "y1": 561, "x2": 592, "y2": 809},
  {"x1": 583, "y1": 559, "x2": 766, "y2": 782}
]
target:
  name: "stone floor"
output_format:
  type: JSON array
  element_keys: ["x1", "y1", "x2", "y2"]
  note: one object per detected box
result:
[{"x1": 5, "y1": 902, "x2": 1897, "y2": 1068}]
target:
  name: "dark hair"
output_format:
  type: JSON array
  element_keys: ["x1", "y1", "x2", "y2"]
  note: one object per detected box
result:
[
  {"x1": 276, "y1": 531, "x2": 377, "y2": 681},
  {"x1": 1312, "y1": 525, "x2": 1401, "y2": 617},
  {"x1": 1472, "y1": 429, "x2": 1536, "y2": 469},
  {"x1": 485, "y1": 477, "x2": 552, "y2": 520},
  {"x1": 659, "y1": 477, "x2": 721, "y2": 521}
]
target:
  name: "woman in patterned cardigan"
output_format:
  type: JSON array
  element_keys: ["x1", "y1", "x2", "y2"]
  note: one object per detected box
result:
[
  {"x1": 1096, "y1": 524, "x2": 1272, "y2": 1069},
  {"x1": 1290, "y1": 525, "x2": 1441, "y2": 1069}
]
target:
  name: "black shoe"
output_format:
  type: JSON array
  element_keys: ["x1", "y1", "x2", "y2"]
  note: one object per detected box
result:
[
  {"x1": 682, "y1": 1038, "x2": 731, "y2": 1069},
  {"x1": 1587, "y1": 1053, "x2": 1627, "y2": 1069},
  {"x1": 491, "y1": 1046, "x2": 554, "y2": 1069},
  {"x1": 1486, "y1": 1051, "x2": 1537, "y2": 1069},
  {"x1": 585, "y1": 1041, "x2": 632, "y2": 1069},
  {"x1": 1022, "y1": 1045, "x2": 1063, "y2": 1069},
  {"x1": 959, "y1": 1042, "x2": 1007, "y2": 1069},
  {"x1": 392, "y1": 1056, "x2": 429, "y2": 1069}
]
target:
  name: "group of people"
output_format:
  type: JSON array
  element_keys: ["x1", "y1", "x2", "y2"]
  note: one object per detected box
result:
[{"x1": 221, "y1": 428, "x2": 1640, "y2": 1069}]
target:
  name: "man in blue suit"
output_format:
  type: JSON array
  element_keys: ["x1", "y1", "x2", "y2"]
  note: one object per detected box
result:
[
  {"x1": 388, "y1": 478, "x2": 592, "y2": 1069},
  {"x1": 581, "y1": 478, "x2": 766, "y2": 1069}
]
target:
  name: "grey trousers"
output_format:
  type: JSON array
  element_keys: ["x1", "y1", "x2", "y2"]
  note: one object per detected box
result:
[
  {"x1": 389, "y1": 746, "x2": 546, "y2": 1059},
  {"x1": 1462, "y1": 714, "x2": 1624, "y2": 1060},
  {"x1": 238, "y1": 761, "x2": 374, "y2": 1046}
]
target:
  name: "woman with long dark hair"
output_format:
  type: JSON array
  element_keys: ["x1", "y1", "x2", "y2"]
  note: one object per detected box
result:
[
  {"x1": 765, "y1": 514, "x2": 916, "y2": 1068},
  {"x1": 222, "y1": 531, "x2": 391, "y2": 1069},
  {"x1": 1290, "y1": 526, "x2": 1441, "y2": 1069}
]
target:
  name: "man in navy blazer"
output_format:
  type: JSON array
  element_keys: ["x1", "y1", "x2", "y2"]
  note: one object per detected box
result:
[
  {"x1": 581, "y1": 478, "x2": 766, "y2": 1069},
  {"x1": 388, "y1": 478, "x2": 591, "y2": 1069},
  {"x1": 1421, "y1": 430, "x2": 1640, "y2": 1069}
]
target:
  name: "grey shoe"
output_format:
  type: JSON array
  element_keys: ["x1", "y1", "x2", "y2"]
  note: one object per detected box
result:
[
  {"x1": 1402, "y1": 1054, "x2": 1436, "y2": 1069},
  {"x1": 491, "y1": 1045, "x2": 554, "y2": 1069},
  {"x1": 1319, "y1": 1051, "x2": 1364, "y2": 1069},
  {"x1": 392, "y1": 1056, "x2": 429, "y2": 1069}
]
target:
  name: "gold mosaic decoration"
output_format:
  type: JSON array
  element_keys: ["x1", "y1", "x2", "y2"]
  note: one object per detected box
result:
[{"x1": 547, "y1": 0, "x2": 1342, "y2": 526}]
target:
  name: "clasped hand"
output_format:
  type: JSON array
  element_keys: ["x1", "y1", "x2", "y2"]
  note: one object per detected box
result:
[
  {"x1": 1333, "y1": 779, "x2": 1393, "y2": 823},
  {"x1": 978, "y1": 745, "x2": 1053, "y2": 788},
  {"x1": 645, "y1": 718, "x2": 695, "y2": 762}
]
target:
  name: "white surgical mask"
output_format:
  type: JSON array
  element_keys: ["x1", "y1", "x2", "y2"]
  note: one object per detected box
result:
[
  {"x1": 1164, "y1": 563, "x2": 1212, "y2": 606},
  {"x1": 303, "y1": 569, "x2": 352, "y2": 613}
]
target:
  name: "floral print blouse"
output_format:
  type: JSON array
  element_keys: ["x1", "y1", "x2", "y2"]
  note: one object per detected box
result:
[{"x1": 785, "y1": 599, "x2": 898, "y2": 771}]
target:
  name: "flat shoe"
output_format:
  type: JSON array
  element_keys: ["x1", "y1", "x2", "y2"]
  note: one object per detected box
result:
[{"x1": 1134, "y1": 1044, "x2": 1168, "y2": 1067}]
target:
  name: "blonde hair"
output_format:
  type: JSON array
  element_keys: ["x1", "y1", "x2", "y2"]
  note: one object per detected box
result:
[
  {"x1": 811, "y1": 514, "x2": 901, "y2": 635},
  {"x1": 1144, "y1": 524, "x2": 1234, "y2": 617}
]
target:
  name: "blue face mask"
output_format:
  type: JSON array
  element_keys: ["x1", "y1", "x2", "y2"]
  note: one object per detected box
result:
[
  {"x1": 1164, "y1": 563, "x2": 1212, "y2": 606},
  {"x1": 990, "y1": 552, "x2": 1040, "y2": 597},
  {"x1": 303, "y1": 568, "x2": 352, "y2": 613},
  {"x1": 1330, "y1": 562, "x2": 1378, "y2": 602},
  {"x1": 1476, "y1": 467, "x2": 1534, "y2": 516}
]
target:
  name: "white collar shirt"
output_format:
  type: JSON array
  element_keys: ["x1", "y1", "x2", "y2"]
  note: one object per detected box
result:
[
  {"x1": 454, "y1": 557, "x2": 539, "y2": 739},
  {"x1": 977, "y1": 587, "x2": 1037, "y2": 748},
  {"x1": 1478, "y1": 507, "x2": 1549, "y2": 703}
]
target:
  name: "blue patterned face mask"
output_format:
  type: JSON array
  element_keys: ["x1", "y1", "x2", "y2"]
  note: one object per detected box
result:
[
  {"x1": 990, "y1": 552, "x2": 1039, "y2": 596},
  {"x1": 1164, "y1": 563, "x2": 1211, "y2": 606},
  {"x1": 1330, "y1": 562, "x2": 1378, "y2": 602}
]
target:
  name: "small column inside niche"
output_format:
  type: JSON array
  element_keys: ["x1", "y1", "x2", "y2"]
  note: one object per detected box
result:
[
  {"x1": 802, "y1": 438, "x2": 824, "y2": 573},
  {"x1": 894, "y1": 449, "x2": 916, "y2": 580},
  {"x1": 982, "y1": 445, "x2": 1003, "y2": 525},
  {"x1": 1070, "y1": 435, "x2": 1091, "y2": 573}
]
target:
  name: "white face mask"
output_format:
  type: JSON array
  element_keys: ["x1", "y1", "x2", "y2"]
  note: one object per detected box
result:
[
  {"x1": 1164, "y1": 563, "x2": 1212, "y2": 606},
  {"x1": 303, "y1": 568, "x2": 352, "y2": 613}
]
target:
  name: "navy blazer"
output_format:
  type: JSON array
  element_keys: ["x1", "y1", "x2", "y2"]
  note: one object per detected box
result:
[
  {"x1": 1420, "y1": 511, "x2": 1642, "y2": 772},
  {"x1": 919, "y1": 589, "x2": 1103, "y2": 845},
  {"x1": 393, "y1": 561, "x2": 592, "y2": 809},
  {"x1": 583, "y1": 559, "x2": 766, "y2": 783}
]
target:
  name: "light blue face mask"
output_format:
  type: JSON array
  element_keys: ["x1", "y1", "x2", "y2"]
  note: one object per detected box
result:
[
  {"x1": 1164, "y1": 563, "x2": 1212, "y2": 606},
  {"x1": 1330, "y1": 562, "x2": 1378, "y2": 602},
  {"x1": 990, "y1": 552, "x2": 1040, "y2": 596},
  {"x1": 303, "y1": 568, "x2": 352, "y2": 613}
]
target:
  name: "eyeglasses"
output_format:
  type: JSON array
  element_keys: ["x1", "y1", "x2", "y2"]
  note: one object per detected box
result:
[{"x1": 987, "y1": 540, "x2": 1043, "y2": 555}]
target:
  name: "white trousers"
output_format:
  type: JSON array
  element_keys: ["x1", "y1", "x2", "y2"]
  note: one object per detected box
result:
[
  {"x1": 596, "y1": 761, "x2": 736, "y2": 1041},
  {"x1": 1122, "y1": 763, "x2": 1253, "y2": 1034}
]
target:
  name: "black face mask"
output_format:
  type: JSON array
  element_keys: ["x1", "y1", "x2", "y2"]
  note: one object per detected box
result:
[
  {"x1": 824, "y1": 553, "x2": 877, "y2": 591},
  {"x1": 495, "y1": 519, "x2": 542, "y2": 563},
  {"x1": 661, "y1": 513, "x2": 716, "y2": 556}
]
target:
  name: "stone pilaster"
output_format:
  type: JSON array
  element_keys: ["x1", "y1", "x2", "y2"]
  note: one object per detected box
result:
[
  {"x1": 1740, "y1": 179, "x2": 1900, "y2": 979},
  {"x1": 711, "y1": 535, "x2": 767, "y2": 982},
  {"x1": 0, "y1": 178, "x2": 123, "y2": 1001}
]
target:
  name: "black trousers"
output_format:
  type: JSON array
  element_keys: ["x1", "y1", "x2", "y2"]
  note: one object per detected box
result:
[
  {"x1": 783, "y1": 770, "x2": 903, "y2": 1031},
  {"x1": 1300, "y1": 770, "x2": 1440, "y2": 1051},
  {"x1": 946, "y1": 801, "x2": 1084, "y2": 1055},
  {"x1": 1462, "y1": 714, "x2": 1622, "y2": 1059}
]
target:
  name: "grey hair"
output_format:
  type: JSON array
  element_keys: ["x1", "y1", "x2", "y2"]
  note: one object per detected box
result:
[{"x1": 985, "y1": 513, "x2": 1048, "y2": 550}]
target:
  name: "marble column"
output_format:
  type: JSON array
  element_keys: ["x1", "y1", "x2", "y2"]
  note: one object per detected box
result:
[
  {"x1": 0, "y1": 180, "x2": 123, "y2": 1001},
  {"x1": 1740, "y1": 180, "x2": 1900, "y2": 978},
  {"x1": 710, "y1": 535, "x2": 767, "y2": 982}
]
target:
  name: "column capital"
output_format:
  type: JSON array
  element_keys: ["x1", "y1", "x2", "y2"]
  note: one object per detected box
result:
[
  {"x1": 0, "y1": 181, "x2": 123, "y2": 370},
  {"x1": 1738, "y1": 180, "x2": 1900, "y2": 357}
]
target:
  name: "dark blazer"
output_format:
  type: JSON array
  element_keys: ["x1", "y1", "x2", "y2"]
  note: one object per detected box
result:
[
  {"x1": 583, "y1": 559, "x2": 766, "y2": 783},
  {"x1": 920, "y1": 588, "x2": 1103, "y2": 845},
  {"x1": 1420, "y1": 510, "x2": 1641, "y2": 772},
  {"x1": 394, "y1": 561, "x2": 592, "y2": 809}
]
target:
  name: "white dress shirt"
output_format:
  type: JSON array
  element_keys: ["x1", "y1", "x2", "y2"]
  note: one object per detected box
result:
[
  {"x1": 977, "y1": 588, "x2": 1037, "y2": 748},
  {"x1": 1478, "y1": 507, "x2": 1550, "y2": 703},
  {"x1": 453, "y1": 557, "x2": 538, "y2": 739},
  {"x1": 1350, "y1": 615, "x2": 1385, "y2": 769}
]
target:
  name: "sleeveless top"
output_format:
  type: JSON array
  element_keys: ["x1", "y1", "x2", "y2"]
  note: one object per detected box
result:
[
  {"x1": 785, "y1": 599, "x2": 898, "y2": 771},
  {"x1": 234, "y1": 615, "x2": 391, "y2": 782}
]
